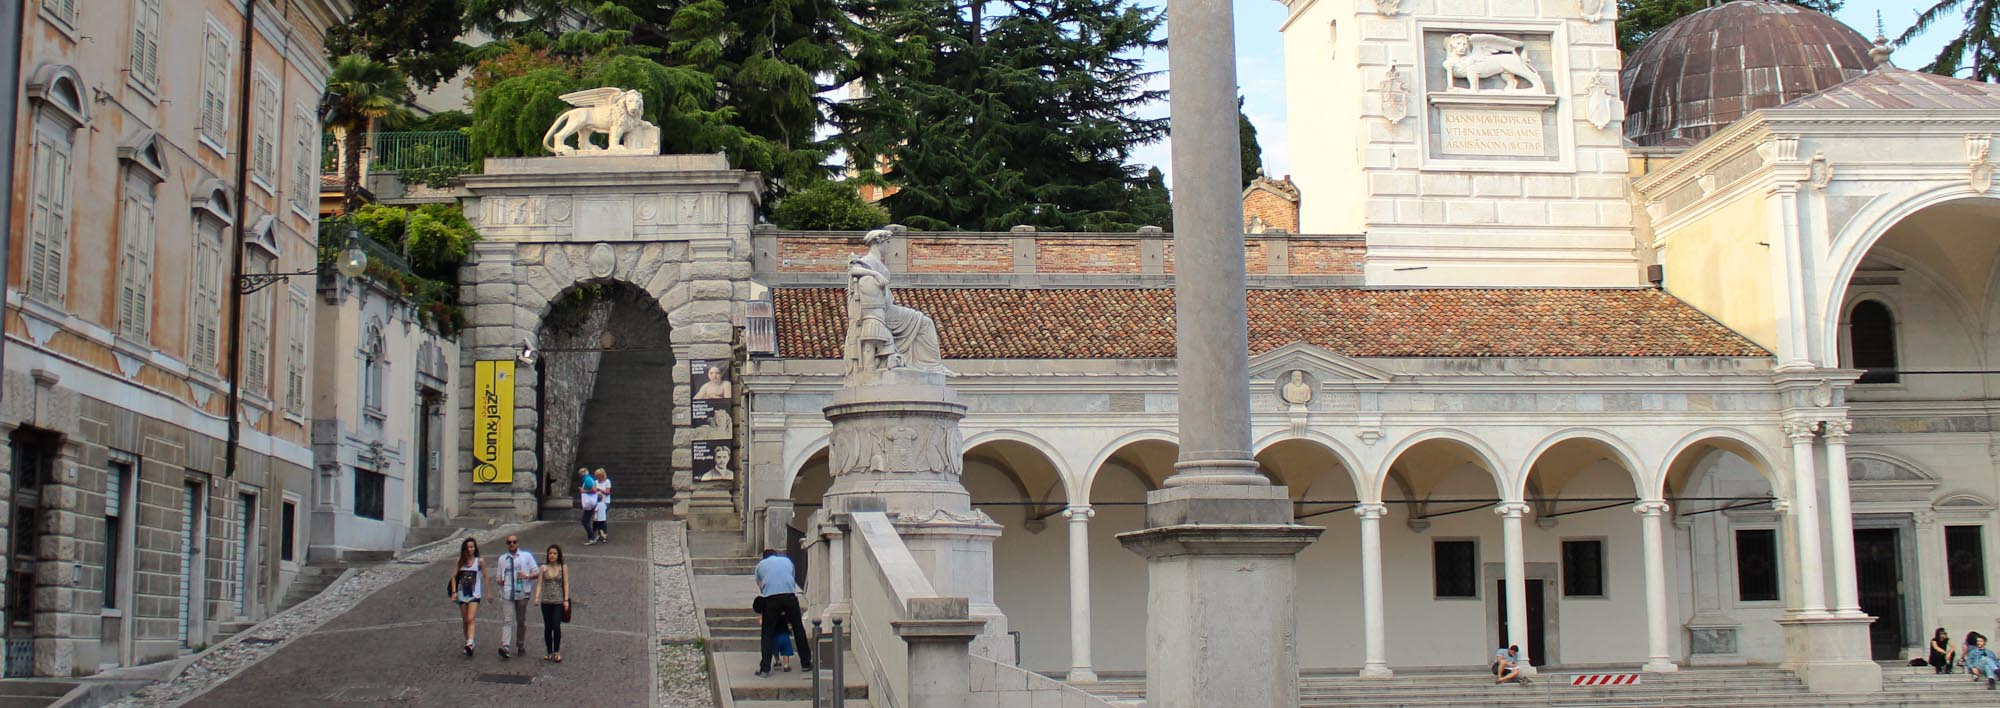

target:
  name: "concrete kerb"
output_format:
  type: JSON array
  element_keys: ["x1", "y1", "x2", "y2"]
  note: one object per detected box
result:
[
  {"x1": 679, "y1": 521, "x2": 734, "y2": 708},
  {"x1": 114, "y1": 523, "x2": 530, "y2": 708}
]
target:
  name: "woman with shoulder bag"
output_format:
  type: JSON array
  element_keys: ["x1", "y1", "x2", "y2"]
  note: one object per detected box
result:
[
  {"x1": 535, "y1": 544, "x2": 571, "y2": 662},
  {"x1": 449, "y1": 538, "x2": 484, "y2": 656}
]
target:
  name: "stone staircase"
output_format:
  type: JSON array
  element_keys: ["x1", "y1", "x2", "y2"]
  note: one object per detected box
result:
[
  {"x1": 1074, "y1": 665, "x2": 1999, "y2": 707},
  {"x1": 690, "y1": 531, "x2": 867, "y2": 708},
  {"x1": 574, "y1": 348, "x2": 676, "y2": 502},
  {"x1": 0, "y1": 679, "x2": 77, "y2": 708}
]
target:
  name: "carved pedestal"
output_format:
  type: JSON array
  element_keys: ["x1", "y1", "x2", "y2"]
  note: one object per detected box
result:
[
  {"x1": 686, "y1": 478, "x2": 740, "y2": 531},
  {"x1": 1778, "y1": 615, "x2": 1881, "y2": 693},
  {"x1": 821, "y1": 371, "x2": 1012, "y2": 661}
]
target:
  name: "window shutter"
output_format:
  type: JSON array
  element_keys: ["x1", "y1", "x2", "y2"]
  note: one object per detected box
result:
[
  {"x1": 130, "y1": 1, "x2": 161, "y2": 86},
  {"x1": 27, "y1": 141, "x2": 55, "y2": 302},
  {"x1": 201, "y1": 30, "x2": 230, "y2": 142},
  {"x1": 28, "y1": 136, "x2": 72, "y2": 305}
]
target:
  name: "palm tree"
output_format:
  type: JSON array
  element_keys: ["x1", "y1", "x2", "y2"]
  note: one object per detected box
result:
[
  {"x1": 1898, "y1": 0, "x2": 2000, "y2": 81},
  {"x1": 320, "y1": 55, "x2": 411, "y2": 213}
]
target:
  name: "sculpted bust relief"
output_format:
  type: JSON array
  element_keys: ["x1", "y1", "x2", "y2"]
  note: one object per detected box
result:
[{"x1": 1281, "y1": 370, "x2": 1314, "y2": 405}]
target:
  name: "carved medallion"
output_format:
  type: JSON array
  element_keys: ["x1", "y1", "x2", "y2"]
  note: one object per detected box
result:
[
  {"x1": 1578, "y1": 73, "x2": 1616, "y2": 130},
  {"x1": 1808, "y1": 152, "x2": 1832, "y2": 190},
  {"x1": 1374, "y1": 0, "x2": 1399, "y2": 16},
  {"x1": 1379, "y1": 66, "x2": 1410, "y2": 124},
  {"x1": 1579, "y1": 0, "x2": 1606, "y2": 22},
  {"x1": 587, "y1": 242, "x2": 617, "y2": 278},
  {"x1": 548, "y1": 196, "x2": 573, "y2": 223}
]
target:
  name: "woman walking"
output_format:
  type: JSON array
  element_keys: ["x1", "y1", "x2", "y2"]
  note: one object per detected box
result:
[
  {"x1": 535, "y1": 544, "x2": 571, "y2": 662},
  {"x1": 1930, "y1": 627, "x2": 1957, "y2": 674},
  {"x1": 577, "y1": 468, "x2": 596, "y2": 540},
  {"x1": 448, "y1": 538, "x2": 483, "y2": 655}
]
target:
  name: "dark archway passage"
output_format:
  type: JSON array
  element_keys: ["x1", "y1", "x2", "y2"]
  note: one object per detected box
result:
[{"x1": 538, "y1": 281, "x2": 676, "y2": 508}]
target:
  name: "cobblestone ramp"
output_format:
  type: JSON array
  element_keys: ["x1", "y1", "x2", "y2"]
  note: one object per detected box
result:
[{"x1": 118, "y1": 521, "x2": 653, "y2": 708}]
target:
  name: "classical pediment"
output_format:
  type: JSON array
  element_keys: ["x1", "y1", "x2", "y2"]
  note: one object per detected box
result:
[{"x1": 1249, "y1": 341, "x2": 1394, "y2": 383}]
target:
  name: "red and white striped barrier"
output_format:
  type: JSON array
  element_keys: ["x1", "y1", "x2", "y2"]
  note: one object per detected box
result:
[{"x1": 1570, "y1": 673, "x2": 1642, "y2": 686}]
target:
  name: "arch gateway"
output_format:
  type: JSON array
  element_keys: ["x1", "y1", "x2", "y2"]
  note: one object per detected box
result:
[{"x1": 454, "y1": 154, "x2": 760, "y2": 522}]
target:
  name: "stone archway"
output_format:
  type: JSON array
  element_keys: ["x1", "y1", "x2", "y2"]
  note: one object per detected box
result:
[
  {"x1": 535, "y1": 281, "x2": 675, "y2": 508},
  {"x1": 454, "y1": 154, "x2": 762, "y2": 520}
]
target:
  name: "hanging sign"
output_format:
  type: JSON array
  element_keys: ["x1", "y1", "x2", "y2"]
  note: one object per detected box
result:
[{"x1": 472, "y1": 360, "x2": 515, "y2": 484}]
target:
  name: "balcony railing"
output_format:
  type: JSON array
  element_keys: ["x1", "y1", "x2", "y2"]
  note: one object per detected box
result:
[{"x1": 321, "y1": 131, "x2": 474, "y2": 174}]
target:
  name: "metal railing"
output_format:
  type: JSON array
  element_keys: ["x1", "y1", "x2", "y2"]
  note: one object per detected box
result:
[
  {"x1": 809, "y1": 618, "x2": 847, "y2": 708},
  {"x1": 320, "y1": 131, "x2": 473, "y2": 173}
]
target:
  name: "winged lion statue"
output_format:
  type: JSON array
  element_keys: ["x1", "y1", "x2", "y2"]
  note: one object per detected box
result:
[
  {"x1": 1440, "y1": 33, "x2": 1546, "y2": 94},
  {"x1": 541, "y1": 87, "x2": 663, "y2": 156}
]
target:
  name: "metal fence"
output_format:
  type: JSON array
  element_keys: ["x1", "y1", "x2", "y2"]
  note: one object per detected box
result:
[{"x1": 321, "y1": 131, "x2": 473, "y2": 174}]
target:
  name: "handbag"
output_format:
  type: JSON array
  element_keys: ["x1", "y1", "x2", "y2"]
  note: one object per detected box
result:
[{"x1": 562, "y1": 601, "x2": 573, "y2": 623}]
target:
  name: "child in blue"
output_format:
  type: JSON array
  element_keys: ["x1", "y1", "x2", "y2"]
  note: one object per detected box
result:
[{"x1": 773, "y1": 627, "x2": 798, "y2": 672}]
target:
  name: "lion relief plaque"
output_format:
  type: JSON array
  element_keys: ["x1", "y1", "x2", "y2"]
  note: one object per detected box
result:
[{"x1": 1421, "y1": 31, "x2": 1560, "y2": 163}]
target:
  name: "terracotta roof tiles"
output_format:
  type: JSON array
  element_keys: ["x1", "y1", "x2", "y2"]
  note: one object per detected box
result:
[{"x1": 772, "y1": 287, "x2": 1768, "y2": 359}]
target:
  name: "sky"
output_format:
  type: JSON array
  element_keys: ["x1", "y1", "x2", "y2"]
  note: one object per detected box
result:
[{"x1": 1128, "y1": 0, "x2": 1969, "y2": 186}]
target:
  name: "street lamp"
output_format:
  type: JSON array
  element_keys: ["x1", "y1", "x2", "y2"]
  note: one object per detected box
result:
[{"x1": 237, "y1": 225, "x2": 369, "y2": 294}]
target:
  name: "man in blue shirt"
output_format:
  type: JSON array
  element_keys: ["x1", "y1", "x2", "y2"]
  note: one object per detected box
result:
[{"x1": 754, "y1": 548, "x2": 813, "y2": 678}]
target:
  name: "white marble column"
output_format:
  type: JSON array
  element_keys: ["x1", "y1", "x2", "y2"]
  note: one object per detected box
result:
[
  {"x1": 1497, "y1": 502, "x2": 1533, "y2": 670},
  {"x1": 1636, "y1": 501, "x2": 1679, "y2": 672},
  {"x1": 1782, "y1": 420, "x2": 1829, "y2": 615},
  {"x1": 1064, "y1": 504, "x2": 1098, "y2": 683},
  {"x1": 1356, "y1": 503, "x2": 1392, "y2": 678},
  {"x1": 1820, "y1": 420, "x2": 1864, "y2": 617}
]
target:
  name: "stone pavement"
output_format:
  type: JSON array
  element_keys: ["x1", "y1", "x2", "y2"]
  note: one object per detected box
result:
[{"x1": 183, "y1": 521, "x2": 652, "y2": 708}]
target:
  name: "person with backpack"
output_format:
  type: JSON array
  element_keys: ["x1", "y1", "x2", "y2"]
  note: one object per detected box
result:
[{"x1": 577, "y1": 468, "x2": 596, "y2": 540}]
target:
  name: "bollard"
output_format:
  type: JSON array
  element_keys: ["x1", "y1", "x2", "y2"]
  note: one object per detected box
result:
[{"x1": 831, "y1": 618, "x2": 845, "y2": 705}]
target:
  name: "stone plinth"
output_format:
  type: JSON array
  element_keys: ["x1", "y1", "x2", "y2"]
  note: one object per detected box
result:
[
  {"x1": 821, "y1": 372, "x2": 1012, "y2": 661},
  {"x1": 686, "y1": 479, "x2": 740, "y2": 531},
  {"x1": 1119, "y1": 485, "x2": 1322, "y2": 708},
  {"x1": 1777, "y1": 615, "x2": 1880, "y2": 693}
]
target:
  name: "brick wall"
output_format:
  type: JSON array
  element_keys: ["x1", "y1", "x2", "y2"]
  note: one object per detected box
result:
[
  {"x1": 910, "y1": 239, "x2": 1013, "y2": 273},
  {"x1": 768, "y1": 232, "x2": 1365, "y2": 278},
  {"x1": 1036, "y1": 240, "x2": 1141, "y2": 273},
  {"x1": 1290, "y1": 241, "x2": 1367, "y2": 275},
  {"x1": 1243, "y1": 186, "x2": 1300, "y2": 233}
]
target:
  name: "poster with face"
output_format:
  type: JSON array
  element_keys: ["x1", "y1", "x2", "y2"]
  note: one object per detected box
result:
[
  {"x1": 690, "y1": 359, "x2": 733, "y2": 440},
  {"x1": 694, "y1": 441, "x2": 735, "y2": 481}
]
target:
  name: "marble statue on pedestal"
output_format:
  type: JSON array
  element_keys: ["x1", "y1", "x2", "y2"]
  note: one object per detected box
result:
[
  {"x1": 845, "y1": 229, "x2": 948, "y2": 381},
  {"x1": 542, "y1": 87, "x2": 664, "y2": 156}
]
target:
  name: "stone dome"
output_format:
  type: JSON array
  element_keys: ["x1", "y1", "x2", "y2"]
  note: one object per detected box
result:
[{"x1": 1621, "y1": 1, "x2": 1877, "y2": 147}]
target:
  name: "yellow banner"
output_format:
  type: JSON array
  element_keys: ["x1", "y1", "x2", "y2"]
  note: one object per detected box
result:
[{"x1": 472, "y1": 360, "x2": 515, "y2": 484}]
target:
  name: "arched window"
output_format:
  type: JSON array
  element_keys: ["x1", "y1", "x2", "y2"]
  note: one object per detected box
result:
[{"x1": 1849, "y1": 300, "x2": 1898, "y2": 384}]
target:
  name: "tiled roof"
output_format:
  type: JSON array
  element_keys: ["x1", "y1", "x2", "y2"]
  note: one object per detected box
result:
[
  {"x1": 772, "y1": 288, "x2": 1769, "y2": 359},
  {"x1": 1779, "y1": 68, "x2": 2000, "y2": 111}
]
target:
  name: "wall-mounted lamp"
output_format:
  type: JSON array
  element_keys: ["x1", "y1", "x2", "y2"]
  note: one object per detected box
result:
[{"x1": 237, "y1": 225, "x2": 369, "y2": 294}]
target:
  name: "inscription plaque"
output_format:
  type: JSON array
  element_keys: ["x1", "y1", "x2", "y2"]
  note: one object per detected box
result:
[{"x1": 1437, "y1": 108, "x2": 1546, "y2": 157}]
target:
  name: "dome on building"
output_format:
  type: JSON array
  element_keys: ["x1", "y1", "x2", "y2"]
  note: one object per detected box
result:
[{"x1": 1621, "y1": 1, "x2": 1878, "y2": 147}]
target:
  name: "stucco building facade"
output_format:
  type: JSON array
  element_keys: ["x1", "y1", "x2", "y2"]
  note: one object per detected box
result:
[{"x1": 2, "y1": 0, "x2": 351, "y2": 676}]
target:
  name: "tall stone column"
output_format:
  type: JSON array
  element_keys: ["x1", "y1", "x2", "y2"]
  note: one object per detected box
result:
[
  {"x1": 1497, "y1": 502, "x2": 1533, "y2": 670},
  {"x1": 1820, "y1": 420, "x2": 1863, "y2": 617},
  {"x1": 1782, "y1": 420, "x2": 1828, "y2": 615},
  {"x1": 1636, "y1": 501, "x2": 1679, "y2": 673},
  {"x1": 1116, "y1": 3, "x2": 1321, "y2": 706},
  {"x1": 1356, "y1": 503, "x2": 1392, "y2": 678},
  {"x1": 1064, "y1": 505, "x2": 1098, "y2": 683}
]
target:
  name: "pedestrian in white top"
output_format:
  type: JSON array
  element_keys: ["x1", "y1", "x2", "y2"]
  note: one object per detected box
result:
[
  {"x1": 591, "y1": 469, "x2": 612, "y2": 544},
  {"x1": 494, "y1": 534, "x2": 541, "y2": 659}
]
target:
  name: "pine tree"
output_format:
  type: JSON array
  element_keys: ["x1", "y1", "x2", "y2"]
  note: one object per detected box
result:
[
  {"x1": 327, "y1": 0, "x2": 471, "y2": 90},
  {"x1": 834, "y1": 0, "x2": 1169, "y2": 231}
]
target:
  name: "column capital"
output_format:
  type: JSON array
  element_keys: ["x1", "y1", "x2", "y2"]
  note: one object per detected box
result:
[
  {"x1": 1064, "y1": 504, "x2": 1095, "y2": 521},
  {"x1": 1354, "y1": 503, "x2": 1389, "y2": 520},
  {"x1": 1633, "y1": 500, "x2": 1671, "y2": 516},
  {"x1": 1494, "y1": 502, "x2": 1532, "y2": 518},
  {"x1": 1781, "y1": 419, "x2": 1821, "y2": 442},
  {"x1": 1821, "y1": 418, "x2": 1853, "y2": 443}
]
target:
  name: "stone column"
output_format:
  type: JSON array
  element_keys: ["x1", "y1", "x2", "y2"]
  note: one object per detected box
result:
[
  {"x1": 893, "y1": 598, "x2": 986, "y2": 708},
  {"x1": 1636, "y1": 501, "x2": 1679, "y2": 673},
  {"x1": 1064, "y1": 504, "x2": 1098, "y2": 683},
  {"x1": 1356, "y1": 503, "x2": 1392, "y2": 678},
  {"x1": 1782, "y1": 420, "x2": 1829, "y2": 615},
  {"x1": 1116, "y1": 1, "x2": 1322, "y2": 707},
  {"x1": 1497, "y1": 502, "x2": 1533, "y2": 670},
  {"x1": 825, "y1": 519, "x2": 849, "y2": 620},
  {"x1": 1820, "y1": 420, "x2": 1864, "y2": 617}
]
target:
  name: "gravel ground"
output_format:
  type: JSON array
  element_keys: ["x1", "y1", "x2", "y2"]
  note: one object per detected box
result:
[
  {"x1": 653, "y1": 520, "x2": 715, "y2": 708},
  {"x1": 103, "y1": 525, "x2": 523, "y2": 708}
]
